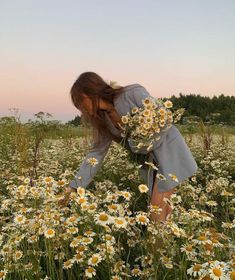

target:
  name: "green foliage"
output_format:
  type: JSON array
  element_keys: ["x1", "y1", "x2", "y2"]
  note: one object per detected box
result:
[
  {"x1": 66, "y1": 115, "x2": 82, "y2": 126},
  {"x1": 164, "y1": 93, "x2": 235, "y2": 125}
]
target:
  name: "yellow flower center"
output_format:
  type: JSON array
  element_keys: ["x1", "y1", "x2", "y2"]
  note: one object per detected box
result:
[
  {"x1": 198, "y1": 235, "x2": 206, "y2": 241},
  {"x1": 230, "y1": 271, "x2": 235, "y2": 280},
  {"x1": 47, "y1": 229, "x2": 54, "y2": 235},
  {"x1": 87, "y1": 267, "x2": 95, "y2": 273},
  {"x1": 193, "y1": 264, "x2": 202, "y2": 271},
  {"x1": 92, "y1": 256, "x2": 99, "y2": 263},
  {"x1": 116, "y1": 219, "x2": 124, "y2": 225},
  {"x1": 139, "y1": 216, "x2": 146, "y2": 223},
  {"x1": 212, "y1": 268, "x2": 222, "y2": 277},
  {"x1": 99, "y1": 214, "x2": 108, "y2": 221}
]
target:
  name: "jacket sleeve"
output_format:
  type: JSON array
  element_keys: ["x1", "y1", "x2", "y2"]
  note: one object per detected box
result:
[
  {"x1": 128, "y1": 85, "x2": 171, "y2": 154},
  {"x1": 69, "y1": 132, "x2": 113, "y2": 189}
]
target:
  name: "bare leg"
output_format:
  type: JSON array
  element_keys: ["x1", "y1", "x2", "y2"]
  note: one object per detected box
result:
[{"x1": 150, "y1": 177, "x2": 176, "y2": 223}]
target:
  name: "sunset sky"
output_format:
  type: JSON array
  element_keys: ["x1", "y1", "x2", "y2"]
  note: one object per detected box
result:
[{"x1": 1, "y1": 0, "x2": 235, "y2": 123}]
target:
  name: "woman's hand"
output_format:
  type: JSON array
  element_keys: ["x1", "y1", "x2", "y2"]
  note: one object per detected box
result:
[{"x1": 58, "y1": 186, "x2": 77, "y2": 207}]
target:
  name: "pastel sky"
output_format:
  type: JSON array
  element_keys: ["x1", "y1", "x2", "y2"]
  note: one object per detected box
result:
[{"x1": 1, "y1": 0, "x2": 235, "y2": 123}]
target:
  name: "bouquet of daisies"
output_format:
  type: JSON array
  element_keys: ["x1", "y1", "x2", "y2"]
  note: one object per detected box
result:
[{"x1": 119, "y1": 97, "x2": 185, "y2": 154}]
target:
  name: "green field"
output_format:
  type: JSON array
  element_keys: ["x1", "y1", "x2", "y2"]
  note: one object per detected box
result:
[{"x1": 0, "y1": 117, "x2": 234, "y2": 280}]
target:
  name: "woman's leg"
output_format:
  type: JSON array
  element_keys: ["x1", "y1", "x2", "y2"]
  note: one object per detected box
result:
[{"x1": 150, "y1": 175, "x2": 176, "y2": 223}]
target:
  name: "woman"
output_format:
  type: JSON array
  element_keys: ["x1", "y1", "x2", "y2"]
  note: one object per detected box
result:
[{"x1": 59, "y1": 72, "x2": 198, "y2": 224}]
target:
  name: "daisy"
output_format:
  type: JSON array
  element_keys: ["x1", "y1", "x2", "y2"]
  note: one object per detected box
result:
[
  {"x1": 63, "y1": 259, "x2": 74, "y2": 269},
  {"x1": 105, "y1": 244, "x2": 115, "y2": 256},
  {"x1": 168, "y1": 173, "x2": 179, "y2": 182},
  {"x1": 136, "y1": 213, "x2": 150, "y2": 226},
  {"x1": 121, "y1": 191, "x2": 131, "y2": 201},
  {"x1": 193, "y1": 234, "x2": 212, "y2": 245},
  {"x1": 143, "y1": 109, "x2": 151, "y2": 117},
  {"x1": 77, "y1": 186, "x2": 86, "y2": 196},
  {"x1": 88, "y1": 203, "x2": 98, "y2": 213},
  {"x1": 0, "y1": 269, "x2": 8, "y2": 279},
  {"x1": 228, "y1": 271, "x2": 235, "y2": 279},
  {"x1": 131, "y1": 266, "x2": 141, "y2": 277},
  {"x1": 131, "y1": 107, "x2": 139, "y2": 114},
  {"x1": 164, "y1": 100, "x2": 173, "y2": 108},
  {"x1": 159, "y1": 120, "x2": 166, "y2": 127},
  {"x1": 121, "y1": 115, "x2": 129, "y2": 124},
  {"x1": 169, "y1": 194, "x2": 182, "y2": 204},
  {"x1": 66, "y1": 227, "x2": 78, "y2": 235},
  {"x1": 156, "y1": 173, "x2": 166, "y2": 180},
  {"x1": 23, "y1": 178, "x2": 30, "y2": 184},
  {"x1": 66, "y1": 215, "x2": 79, "y2": 225},
  {"x1": 44, "y1": 228, "x2": 55, "y2": 239},
  {"x1": 180, "y1": 244, "x2": 196, "y2": 255},
  {"x1": 143, "y1": 123, "x2": 151, "y2": 130},
  {"x1": 143, "y1": 98, "x2": 151, "y2": 106},
  {"x1": 76, "y1": 196, "x2": 88, "y2": 205},
  {"x1": 70, "y1": 239, "x2": 80, "y2": 248},
  {"x1": 220, "y1": 190, "x2": 233, "y2": 196},
  {"x1": 113, "y1": 217, "x2": 128, "y2": 229},
  {"x1": 14, "y1": 214, "x2": 26, "y2": 224},
  {"x1": 74, "y1": 252, "x2": 84, "y2": 263},
  {"x1": 87, "y1": 158, "x2": 98, "y2": 166},
  {"x1": 144, "y1": 161, "x2": 159, "y2": 170},
  {"x1": 208, "y1": 260, "x2": 229, "y2": 280},
  {"x1": 149, "y1": 204, "x2": 162, "y2": 214},
  {"x1": 84, "y1": 230, "x2": 96, "y2": 237},
  {"x1": 107, "y1": 203, "x2": 119, "y2": 213},
  {"x1": 103, "y1": 234, "x2": 116, "y2": 244},
  {"x1": 43, "y1": 176, "x2": 54, "y2": 184},
  {"x1": 14, "y1": 250, "x2": 23, "y2": 260},
  {"x1": 76, "y1": 244, "x2": 87, "y2": 252},
  {"x1": 159, "y1": 108, "x2": 167, "y2": 115},
  {"x1": 94, "y1": 212, "x2": 113, "y2": 226},
  {"x1": 88, "y1": 253, "x2": 103, "y2": 266},
  {"x1": 85, "y1": 266, "x2": 96, "y2": 278},
  {"x1": 187, "y1": 263, "x2": 205, "y2": 278},
  {"x1": 81, "y1": 237, "x2": 94, "y2": 245},
  {"x1": 138, "y1": 184, "x2": 149, "y2": 193},
  {"x1": 206, "y1": 201, "x2": 218, "y2": 207}
]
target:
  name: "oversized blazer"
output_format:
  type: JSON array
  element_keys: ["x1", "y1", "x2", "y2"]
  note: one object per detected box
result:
[{"x1": 69, "y1": 84, "x2": 198, "y2": 197}]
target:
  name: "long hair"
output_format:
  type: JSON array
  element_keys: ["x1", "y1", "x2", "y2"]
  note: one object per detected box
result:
[{"x1": 70, "y1": 72, "x2": 124, "y2": 148}]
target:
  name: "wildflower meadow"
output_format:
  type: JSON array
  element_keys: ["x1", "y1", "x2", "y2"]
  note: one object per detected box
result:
[{"x1": 0, "y1": 115, "x2": 234, "y2": 280}]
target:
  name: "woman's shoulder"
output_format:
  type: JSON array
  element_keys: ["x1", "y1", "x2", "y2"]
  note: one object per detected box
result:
[{"x1": 124, "y1": 83, "x2": 143, "y2": 90}]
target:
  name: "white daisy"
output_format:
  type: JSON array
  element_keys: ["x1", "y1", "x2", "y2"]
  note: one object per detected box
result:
[
  {"x1": 85, "y1": 266, "x2": 96, "y2": 278},
  {"x1": 87, "y1": 158, "x2": 98, "y2": 166},
  {"x1": 168, "y1": 173, "x2": 179, "y2": 182},
  {"x1": 138, "y1": 184, "x2": 149, "y2": 193},
  {"x1": 136, "y1": 213, "x2": 149, "y2": 226},
  {"x1": 94, "y1": 212, "x2": 113, "y2": 226},
  {"x1": 164, "y1": 100, "x2": 173, "y2": 108},
  {"x1": 113, "y1": 217, "x2": 128, "y2": 229},
  {"x1": 44, "y1": 228, "x2": 55, "y2": 239},
  {"x1": 187, "y1": 263, "x2": 205, "y2": 277},
  {"x1": 88, "y1": 253, "x2": 102, "y2": 266},
  {"x1": 14, "y1": 214, "x2": 26, "y2": 224}
]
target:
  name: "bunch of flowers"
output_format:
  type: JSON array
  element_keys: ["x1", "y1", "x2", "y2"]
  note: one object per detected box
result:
[{"x1": 119, "y1": 97, "x2": 185, "y2": 153}]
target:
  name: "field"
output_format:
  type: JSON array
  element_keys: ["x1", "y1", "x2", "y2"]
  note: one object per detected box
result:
[{"x1": 0, "y1": 116, "x2": 234, "y2": 280}]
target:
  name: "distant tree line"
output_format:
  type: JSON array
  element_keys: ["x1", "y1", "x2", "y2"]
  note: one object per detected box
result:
[
  {"x1": 66, "y1": 115, "x2": 82, "y2": 126},
  {"x1": 166, "y1": 93, "x2": 235, "y2": 125},
  {"x1": 67, "y1": 93, "x2": 235, "y2": 126}
]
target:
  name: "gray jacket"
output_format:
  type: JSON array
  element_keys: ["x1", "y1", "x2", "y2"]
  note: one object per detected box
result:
[{"x1": 69, "y1": 84, "x2": 198, "y2": 196}]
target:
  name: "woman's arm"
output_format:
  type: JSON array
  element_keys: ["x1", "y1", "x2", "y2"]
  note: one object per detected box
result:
[{"x1": 68, "y1": 132, "x2": 113, "y2": 190}]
